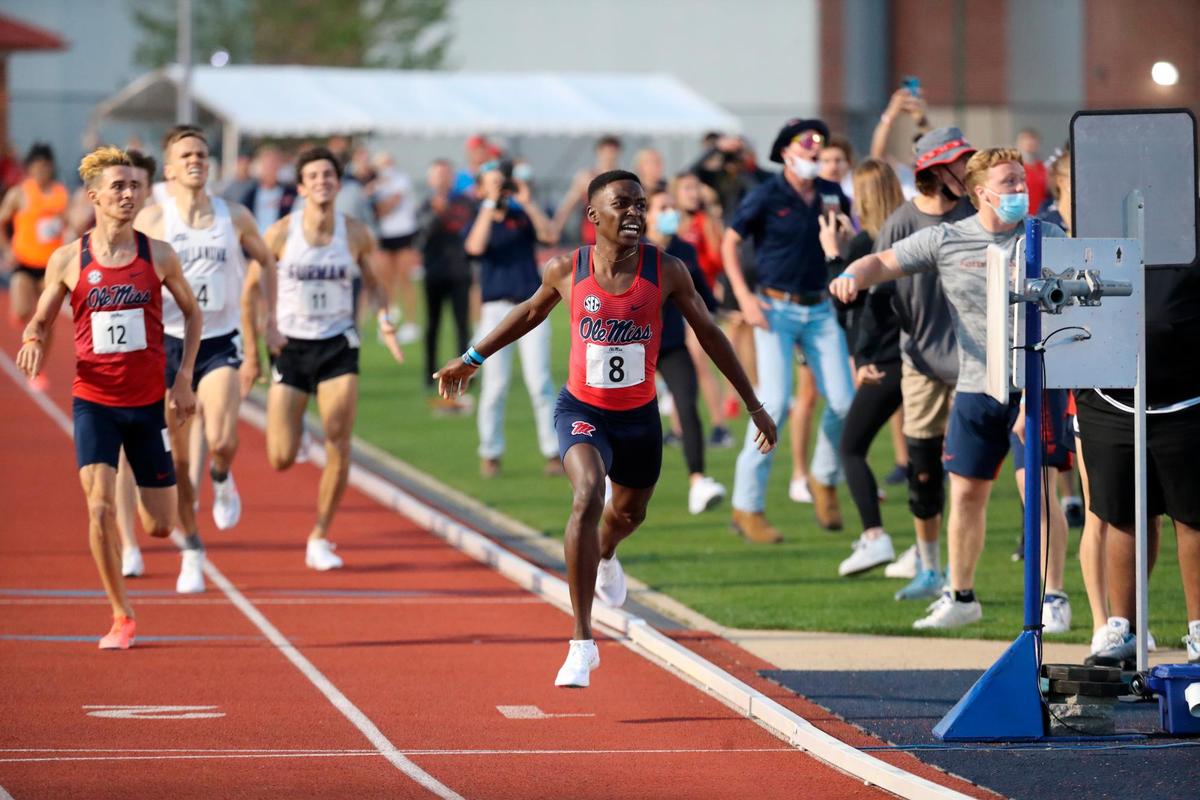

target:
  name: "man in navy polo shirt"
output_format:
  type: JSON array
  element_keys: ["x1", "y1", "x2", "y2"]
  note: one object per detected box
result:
[
  {"x1": 463, "y1": 160, "x2": 562, "y2": 477},
  {"x1": 722, "y1": 118, "x2": 855, "y2": 542}
]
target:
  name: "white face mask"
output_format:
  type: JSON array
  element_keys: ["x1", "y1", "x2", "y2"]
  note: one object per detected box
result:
[{"x1": 788, "y1": 157, "x2": 821, "y2": 181}]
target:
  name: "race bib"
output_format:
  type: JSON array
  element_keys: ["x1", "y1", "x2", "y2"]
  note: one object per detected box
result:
[
  {"x1": 585, "y1": 343, "x2": 645, "y2": 389},
  {"x1": 302, "y1": 280, "x2": 351, "y2": 316},
  {"x1": 36, "y1": 217, "x2": 64, "y2": 243},
  {"x1": 91, "y1": 309, "x2": 147, "y2": 355},
  {"x1": 189, "y1": 274, "x2": 225, "y2": 312}
]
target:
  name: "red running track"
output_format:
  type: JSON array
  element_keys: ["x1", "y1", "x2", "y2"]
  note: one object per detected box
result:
[{"x1": 0, "y1": 298, "x2": 977, "y2": 799}]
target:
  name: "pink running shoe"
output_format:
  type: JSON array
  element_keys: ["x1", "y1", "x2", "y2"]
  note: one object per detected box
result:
[
  {"x1": 98, "y1": 616, "x2": 136, "y2": 650},
  {"x1": 28, "y1": 373, "x2": 49, "y2": 393}
]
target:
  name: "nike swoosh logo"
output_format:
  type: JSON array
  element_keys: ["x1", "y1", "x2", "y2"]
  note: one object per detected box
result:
[{"x1": 630, "y1": 303, "x2": 645, "y2": 311}]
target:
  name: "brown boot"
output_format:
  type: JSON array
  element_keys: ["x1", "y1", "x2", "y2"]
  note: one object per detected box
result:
[
  {"x1": 808, "y1": 477, "x2": 843, "y2": 531},
  {"x1": 480, "y1": 457, "x2": 501, "y2": 478},
  {"x1": 731, "y1": 509, "x2": 783, "y2": 544},
  {"x1": 543, "y1": 457, "x2": 565, "y2": 476}
]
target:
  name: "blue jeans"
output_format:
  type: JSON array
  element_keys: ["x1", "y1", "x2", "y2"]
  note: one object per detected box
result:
[{"x1": 732, "y1": 297, "x2": 854, "y2": 512}]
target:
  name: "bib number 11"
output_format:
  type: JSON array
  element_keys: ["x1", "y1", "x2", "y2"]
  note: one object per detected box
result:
[{"x1": 585, "y1": 343, "x2": 645, "y2": 389}]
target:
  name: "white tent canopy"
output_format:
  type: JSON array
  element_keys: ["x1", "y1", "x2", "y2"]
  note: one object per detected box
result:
[{"x1": 94, "y1": 65, "x2": 741, "y2": 139}]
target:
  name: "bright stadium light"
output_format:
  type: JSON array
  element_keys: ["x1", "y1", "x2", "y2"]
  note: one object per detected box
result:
[
  {"x1": 210, "y1": 49, "x2": 230, "y2": 68},
  {"x1": 1152, "y1": 61, "x2": 1179, "y2": 87}
]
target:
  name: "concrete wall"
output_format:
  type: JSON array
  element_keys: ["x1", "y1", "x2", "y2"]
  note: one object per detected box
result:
[
  {"x1": 446, "y1": 0, "x2": 821, "y2": 169},
  {"x1": 5, "y1": 0, "x2": 144, "y2": 184}
]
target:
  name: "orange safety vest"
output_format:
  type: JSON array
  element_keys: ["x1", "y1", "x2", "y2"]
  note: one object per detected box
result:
[{"x1": 12, "y1": 178, "x2": 68, "y2": 268}]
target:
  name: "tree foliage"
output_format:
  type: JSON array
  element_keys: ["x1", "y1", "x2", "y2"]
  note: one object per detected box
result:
[{"x1": 130, "y1": 0, "x2": 450, "y2": 70}]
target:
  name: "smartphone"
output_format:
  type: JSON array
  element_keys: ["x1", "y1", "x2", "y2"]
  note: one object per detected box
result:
[
  {"x1": 902, "y1": 75, "x2": 921, "y2": 96},
  {"x1": 820, "y1": 194, "x2": 841, "y2": 214}
]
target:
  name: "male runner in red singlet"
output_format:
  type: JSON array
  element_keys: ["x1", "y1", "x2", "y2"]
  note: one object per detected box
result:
[
  {"x1": 436, "y1": 170, "x2": 776, "y2": 687},
  {"x1": 16, "y1": 146, "x2": 201, "y2": 650}
]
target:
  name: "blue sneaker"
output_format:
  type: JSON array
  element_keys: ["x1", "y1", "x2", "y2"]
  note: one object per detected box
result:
[{"x1": 894, "y1": 568, "x2": 944, "y2": 601}]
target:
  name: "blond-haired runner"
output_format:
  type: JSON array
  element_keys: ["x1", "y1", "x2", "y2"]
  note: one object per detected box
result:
[
  {"x1": 256, "y1": 146, "x2": 402, "y2": 570},
  {"x1": 16, "y1": 146, "x2": 201, "y2": 649}
]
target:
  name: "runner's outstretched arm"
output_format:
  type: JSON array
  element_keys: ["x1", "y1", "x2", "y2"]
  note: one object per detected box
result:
[
  {"x1": 15, "y1": 245, "x2": 71, "y2": 377},
  {"x1": 154, "y1": 241, "x2": 199, "y2": 422},
  {"x1": 665, "y1": 254, "x2": 777, "y2": 453},
  {"x1": 232, "y1": 203, "x2": 284, "y2": 352},
  {"x1": 348, "y1": 217, "x2": 403, "y2": 363},
  {"x1": 433, "y1": 254, "x2": 569, "y2": 398}
]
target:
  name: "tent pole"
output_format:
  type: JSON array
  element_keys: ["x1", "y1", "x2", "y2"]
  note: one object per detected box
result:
[
  {"x1": 176, "y1": 0, "x2": 194, "y2": 124},
  {"x1": 222, "y1": 121, "x2": 239, "y2": 183}
]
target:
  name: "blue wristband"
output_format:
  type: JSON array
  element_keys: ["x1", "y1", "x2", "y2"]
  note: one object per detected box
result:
[
  {"x1": 463, "y1": 346, "x2": 485, "y2": 367},
  {"x1": 838, "y1": 272, "x2": 855, "y2": 280}
]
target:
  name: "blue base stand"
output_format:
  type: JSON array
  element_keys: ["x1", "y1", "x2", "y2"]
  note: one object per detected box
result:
[{"x1": 933, "y1": 630, "x2": 1045, "y2": 741}]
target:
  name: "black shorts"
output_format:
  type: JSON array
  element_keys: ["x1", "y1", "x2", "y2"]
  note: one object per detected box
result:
[
  {"x1": 72, "y1": 397, "x2": 175, "y2": 487},
  {"x1": 1075, "y1": 391, "x2": 1200, "y2": 527},
  {"x1": 554, "y1": 388, "x2": 662, "y2": 489},
  {"x1": 272, "y1": 330, "x2": 360, "y2": 394},
  {"x1": 379, "y1": 233, "x2": 417, "y2": 252},
  {"x1": 12, "y1": 264, "x2": 46, "y2": 283},
  {"x1": 165, "y1": 331, "x2": 243, "y2": 390}
]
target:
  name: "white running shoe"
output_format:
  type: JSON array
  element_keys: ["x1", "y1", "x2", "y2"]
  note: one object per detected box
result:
[
  {"x1": 603, "y1": 477, "x2": 612, "y2": 507},
  {"x1": 913, "y1": 592, "x2": 982, "y2": 630},
  {"x1": 688, "y1": 476, "x2": 726, "y2": 515},
  {"x1": 396, "y1": 322, "x2": 421, "y2": 345},
  {"x1": 884, "y1": 544, "x2": 919, "y2": 579},
  {"x1": 121, "y1": 547, "x2": 144, "y2": 578},
  {"x1": 1092, "y1": 616, "x2": 1136, "y2": 660},
  {"x1": 1184, "y1": 621, "x2": 1200, "y2": 663},
  {"x1": 788, "y1": 478, "x2": 813, "y2": 504},
  {"x1": 1042, "y1": 593, "x2": 1072, "y2": 634},
  {"x1": 305, "y1": 538, "x2": 343, "y2": 571},
  {"x1": 554, "y1": 639, "x2": 600, "y2": 688},
  {"x1": 595, "y1": 556, "x2": 627, "y2": 608},
  {"x1": 211, "y1": 473, "x2": 242, "y2": 531},
  {"x1": 296, "y1": 430, "x2": 314, "y2": 464},
  {"x1": 838, "y1": 532, "x2": 895, "y2": 577},
  {"x1": 176, "y1": 549, "x2": 206, "y2": 594}
]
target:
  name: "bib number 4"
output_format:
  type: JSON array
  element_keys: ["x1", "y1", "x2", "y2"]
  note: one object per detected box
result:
[
  {"x1": 190, "y1": 275, "x2": 224, "y2": 312},
  {"x1": 585, "y1": 343, "x2": 645, "y2": 389}
]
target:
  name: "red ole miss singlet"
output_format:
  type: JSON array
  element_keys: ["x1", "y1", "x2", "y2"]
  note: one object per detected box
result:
[
  {"x1": 71, "y1": 231, "x2": 166, "y2": 407},
  {"x1": 567, "y1": 244, "x2": 663, "y2": 411}
]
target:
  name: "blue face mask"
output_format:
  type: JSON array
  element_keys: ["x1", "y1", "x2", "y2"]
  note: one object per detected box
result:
[
  {"x1": 513, "y1": 162, "x2": 533, "y2": 182},
  {"x1": 985, "y1": 188, "x2": 1029, "y2": 224},
  {"x1": 655, "y1": 208, "x2": 680, "y2": 236}
]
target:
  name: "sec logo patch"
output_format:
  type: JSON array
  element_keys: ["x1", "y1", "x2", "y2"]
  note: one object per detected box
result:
[
  {"x1": 87, "y1": 270, "x2": 103, "y2": 285},
  {"x1": 583, "y1": 295, "x2": 601, "y2": 313}
]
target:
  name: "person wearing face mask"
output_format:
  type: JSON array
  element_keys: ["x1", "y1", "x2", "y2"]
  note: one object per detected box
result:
[
  {"x1": 831, "y1": 148, "x2": 1069, "y2": 631},
  {"x1": 722, "y1": 118, "x2": 854, "y2": 543},
  {"x1": 867, "y1": 127, "x2": 975, "y2": 600},
  {"x1": 644, "y1": 188, "x2": 726, "y2": 515}
]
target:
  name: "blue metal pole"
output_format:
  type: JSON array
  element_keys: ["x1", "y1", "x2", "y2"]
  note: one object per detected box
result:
[{"x1": 1022, "y1": 218, "x2": 1043, "y2": 632}]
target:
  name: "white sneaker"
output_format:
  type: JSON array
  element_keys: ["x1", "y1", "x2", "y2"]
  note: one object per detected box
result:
[
  {"x1": 396, "y1": 322, "x2": 421, "y2": 345},
  {"x1": 603, "y1": 477, "x2": 612, "y2": 507},
  {"x1": 595, "y1": 556, "x2": 627, "y2": 608},
  {"x1": 176, "y1": 549, "x2": 205, "y2": 594},
  {"x1": 296, "y1": 430, "x2": 314, "y2": 464},
  {"x1": 913, "y1": 592, "x2": 982, "y2": 630},
  {"x1": 884, "y1": 544, "x2": 919, "y2": 579},
  {"x1": 688, "y1": 477, "x2": 726, "y2": 515},
  {"x1": 788, "y1": 478, "x2": 813, "y2": 504},
  {"x1": 121, "y1": 547, "x2": 144, "y2": 578},
  {"x1": 838, "y1": 532, "x2": 895, "y2": 577},
  {"x1": 305, "y1": 538, "x2": 343, "y2": 571},
  {"x1": 211, "y1": 472, "x2": 242, "y2": 530},
  {"x1": 1184, "y1": 621, "x2": 1200, "y2": 663},
  {"x1": 1092, "y1": 616, "x2": 1136, "y2": 660},
  {"x1": 1042, "y1": 593, "x2": 1072, "y2": 634},
  {"x1": 554, "y1": 639, "x2": 600, "y2": 688}
]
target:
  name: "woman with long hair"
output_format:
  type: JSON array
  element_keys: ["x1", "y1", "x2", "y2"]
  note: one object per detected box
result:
[{"x1": 827, "y1": 158, "x2": 909, "y2": 577}]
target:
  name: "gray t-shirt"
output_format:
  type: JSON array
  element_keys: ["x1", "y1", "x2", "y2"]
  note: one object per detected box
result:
[
  {"x1": 893, "y1": 215, "x2": 1065, "y2": 394},
  {"x1": 876, "y1": 198, "x2": 975, "y2": 384}
]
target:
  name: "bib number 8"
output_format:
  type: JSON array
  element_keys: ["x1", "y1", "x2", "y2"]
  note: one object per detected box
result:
[{"x1": 586, "y1": 343, "x2": 645, "y2": 389}]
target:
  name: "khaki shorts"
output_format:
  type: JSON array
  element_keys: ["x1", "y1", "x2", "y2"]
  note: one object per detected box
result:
[{"x1": 901, "y1": 362, "x2": 954, "y2": 439}]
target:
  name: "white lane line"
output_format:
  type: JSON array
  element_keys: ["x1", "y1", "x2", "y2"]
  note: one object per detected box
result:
[
  {"x1": 0, "y1": 597, "x2": 541, "y2": 607},
  {"x1": 0, "y1": 784, "x2": 14, "y2": 799},
  {"x1": 238, "y1": 407, "x2": 974, "y2": 800},
  {"x1": 0, "y1": 350, "x2": 464, "y2": 800},
  {"x1": 0, "y1": 747, "x2": 799, "y2": 764}
]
